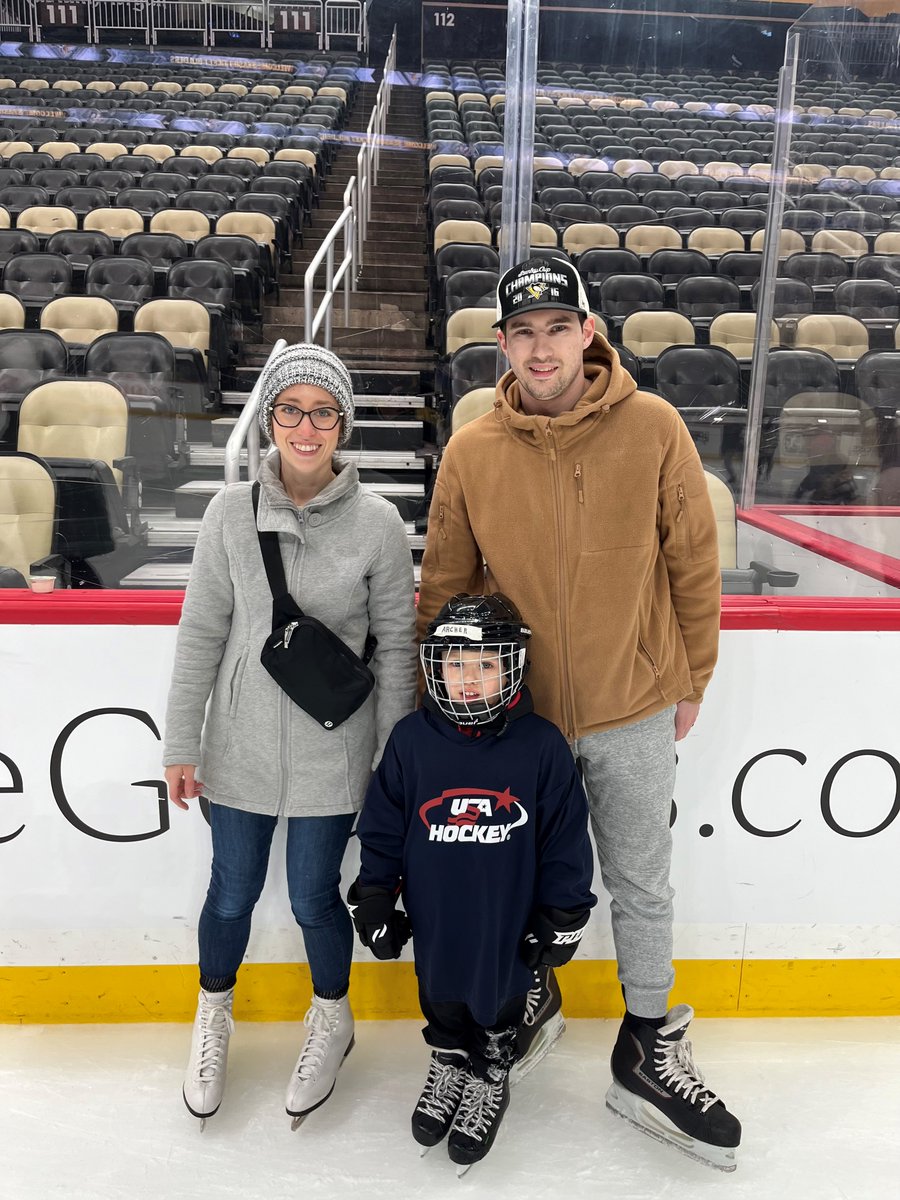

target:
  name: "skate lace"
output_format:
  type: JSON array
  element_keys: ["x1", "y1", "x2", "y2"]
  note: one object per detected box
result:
[
  {"x1": 523, "y1": 971, "x2": 543, "y2": 1027},
  {"x1": 655, "y1": 1036, "x2": 720, "y2": 1113},
  {"x1": 292, "y1": 1004, "x2": 336, "y2": 1083},
  {"x1": 454, "y1": 1078, "x2": 503, "y2": 1142},
  {"x1": 193, "y1": 1002, "x2": 234, "y2": 1083},
  {"x1": 417, "y1": 1058, "x2": 465, "y2": 1121}
]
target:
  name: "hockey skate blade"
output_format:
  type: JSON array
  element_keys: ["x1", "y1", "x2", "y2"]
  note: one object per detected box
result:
[
  {"x1": 605, "y1": 1080, "x2": 738, "y2": 1173},
  {"x1": 287, "y1": 1035, "x2": 355, "y2": 1131},
  {"x1": 510, "y1": 1012, "x2": 566, "y2": 1086}
]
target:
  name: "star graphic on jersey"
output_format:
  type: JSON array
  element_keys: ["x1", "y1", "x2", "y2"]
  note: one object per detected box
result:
[{"x1": 493, "y1": 788, "x2": 516, "y2": 814}]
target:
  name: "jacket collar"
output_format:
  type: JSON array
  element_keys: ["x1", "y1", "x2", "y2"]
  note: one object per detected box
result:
[
  {"x1": 255, "y1": 451, "x2": 360, "y2": 535},
  {"x1": 493, "y1": 332, "x2": 636, "y2": 445}
]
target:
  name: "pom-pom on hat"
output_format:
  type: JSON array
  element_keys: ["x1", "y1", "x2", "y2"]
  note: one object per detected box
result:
[{"x1": 257, "y1": 342, "x2": 355, "y2": 446}]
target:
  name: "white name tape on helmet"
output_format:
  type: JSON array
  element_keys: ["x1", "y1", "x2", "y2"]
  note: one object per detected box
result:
[{"x1": 434, "y1": 623, "x2": 483, "y2": 641}]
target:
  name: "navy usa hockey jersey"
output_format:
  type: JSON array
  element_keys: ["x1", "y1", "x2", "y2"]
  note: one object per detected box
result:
[{"x1": 356, "y1": 691, "x2": 596, "y2": 1026}]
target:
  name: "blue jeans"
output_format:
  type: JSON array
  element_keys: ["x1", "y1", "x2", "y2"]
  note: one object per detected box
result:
[{"x1": 198, "y1": 803, "x2": 356, "y2": 997}]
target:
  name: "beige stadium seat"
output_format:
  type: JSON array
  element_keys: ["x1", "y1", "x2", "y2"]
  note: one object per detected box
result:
[
  {"x1": 18, "y1": 380, "x2": 128, "y2": 487},
  {"x1": 135, "y1": 298, "x2": 210, "y2": 363},
  {"x1": 0, "y1": 140, "x2": 35, "y2": 162},
  {"x1": 0, "y1": 293, "x2": 24, "y2": 329},
  {"x1": 558, "y1": 97, "x2": 587, "y2": 110},
  {"x1": 40, "y1": 296, "x2": 118, "y2": 346},
  {"x1": 284, "y1": 85, "x2": 314, "y2": 100},
  {"x1": 705, "y1": 471, "x2": 738, "y2": 570},
  {"x1": 21, "y1": 79, "x2": 50, "y2": 92},
  {"x1": 89, "y1": 80, "x2": 116, "y2": 94},
  {"x1": 588, "y1": 97, "x2": 616, "y2": 110},
  {"x1": 838, "y1": 106, "x2": 865, "y2": 117},
  {"x1": 652, "y1": 99, "x2": 679, "y2": 111},
  {"x1": 794, "y1": 163, "x2": 831, "y2": 183},
  {"x1": 445, "y1": 308, "x2": 496, "y2": 354},
  {"x1": 85, "y1": 142, "x2": 129, "y2": 162},
  {"x1": 0, "y1": 206, "x2": 9, "y2": 230},
  {"x1": 429, "y1": 153, "x2": 470, "y2": 173},
  {"x1": 683, "y1": 101, "x2": 710, "y2": 113},
  {"x1": 52, "y1": 80, "x2": 83, "y2": 93},
  {"x1": 17, "y1": 206, "x2": 78, "y2": 236},
  {"x1": 709, "y1": 313, "x2": 779, "y2": 360},
  {"x1": 134, "y1": 143, "x2": 176, "y2": 163},
  {"x1": 836, "y1": 164, "x2": 876, "y2": 183},
  {"x1": 150, "y1": 209, "x2": 211, "y2": 243},
  {"x1": 568, "y1": 158, "x2": 607, "y2": 178},
  {"x1": 807, "y1": 105, "x2": 834, "y2": 116},
  {"x1": 120, "y1": 80, "x2": 149, "y2": 94},
  {"x1": 474, "y1": 154, "x2": 503, "y2": 179},
  {"x1": 185, "y1": 82, "x2": 215, "y2": 96},
  {"x1": 228, "y1": 146, "x2": 270, "y2": 167},
  {"x1": 434, "y1": 219, "x2": 491, "y2": 253},
  {"x1": 0, "y1": 452, "x2": 56, "y2": 580},
  {"x1": 562, "y1": 223, "x2": 619, "y2": 255},
  {"x1": 42, "y1": 141, "x2": 80, "y2": 162},
  {"x1": 250, "y1": 83, "x2": 280, "y2": 99},
  {"x1": 452, "y1": 387, "x2": 495, "y2": 433},
  {"x1": 620, "y1": 98, "x2": 648, "y2": 110},
  {"x1": 83, "y1": 207, "x2": 144, "y2": 239},
  {"x1": 658, "y1": 160, "x2": 698, "y2": 180},
  {"x1": 181, "y1": 145, "x2": 223, "y2": 166},
  {"x1": 871, "y1": 108, "x2": 898, "y2": 120},
  {"x1": 873, "y1": 231, "x2": 900, "y2": 255},
  {"x1": 274, "y1": 147, "x2": 317, "y2": 174},
  {"x1": 750, "y1": 228, "x2": 806, "y2": 257},
  {"x1": 218, "y1": 83, "x2": 248, "y2": 97},
  {"x1": 152, "y1": 81, "x2": 182, "y2": 94},
  {"x1": 0, "y1": 79, "x2": 17, "y2": 90},
  {"x1": 624, "y1": 224, "x2": 681, "y2": 255},
  {"x1": 534, "y1": 156, "x2": 565, "y2": 172},
  {"x1": 794, "y1": 314, "x2": 868, "y2": 361},
  {"x1": 215, "y1": 212, "x2": 277, "y2": 263},
  {"x1": 687, "y1": 227, "x2": 746, "y2": 257},
  {"x1": 811, "y1": 229, "x2": 868, "y2": 259},
  {"x1": 613, "y1": 158, "x2": 654, "y2": 178},
  {"x1": 748, "y1": 104, "x2": 774, "y2": 117},
  {"x1": 748, "y1": 164, "x2": 774, "y2": 183},
  {"x1": 319, "y1": 86, "x2": 347, "y2": 103},
  {"x1": 879, "y1": 166, "x2": 900, "y2": 180},
  {"x1": 622, "y1": 311, "x2": 695, "y2": 359},
  {"x1": 497, "y1": 222, "x2": 558, "y2": 250},
  {"x1": 457, "y1": 92, "x2": 486, "y2": 106},
  {"x1": 426, "y1": 90, "x2": 454, "y2": 103}
]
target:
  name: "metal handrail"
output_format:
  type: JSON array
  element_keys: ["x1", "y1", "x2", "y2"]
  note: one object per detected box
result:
[
  {"x1": 303, "y1": 26, "x2": 396, "y2": 349},
  {"x1": 224, "y1": 337, "x2": 287, "y2": 485}
]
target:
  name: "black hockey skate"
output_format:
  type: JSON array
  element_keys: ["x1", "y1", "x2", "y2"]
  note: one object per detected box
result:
[
  {"x1": 606, "y1": 1004, "x2": 741, "y2": 1172},
  {"x1": 511, "y1": 965, "x2": 565, "y2": 1083},
  {"x1": 411, "y1": 1049, "x2": 468, "y2": 1151},
  {"x1": 447, "y1": 1067, "x2": 511, "y2": 1176}
]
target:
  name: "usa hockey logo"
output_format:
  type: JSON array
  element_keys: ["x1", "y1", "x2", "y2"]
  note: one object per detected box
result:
[{"x1": 418, "y1": 787, "x2": 528, "y2": 844}]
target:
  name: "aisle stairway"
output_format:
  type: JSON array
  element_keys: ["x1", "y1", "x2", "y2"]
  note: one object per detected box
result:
[{"x1": 123, "y1": 77, "x2": 435, "y2": 589}]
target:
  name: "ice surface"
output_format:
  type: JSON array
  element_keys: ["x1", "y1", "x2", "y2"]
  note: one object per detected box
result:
[{"x1": 2, "y1": 1017, "x2": 897, "y2": 1200}]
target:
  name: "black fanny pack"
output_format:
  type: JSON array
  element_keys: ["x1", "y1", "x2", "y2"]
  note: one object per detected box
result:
[{"x1": 252, "y1": 482, "x2": 376, "y2": 730}]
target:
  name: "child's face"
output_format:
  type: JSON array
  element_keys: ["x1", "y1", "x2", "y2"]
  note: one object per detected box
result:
[{"x1": 441, "y1": 646, "x2": 505, "y2": 707}]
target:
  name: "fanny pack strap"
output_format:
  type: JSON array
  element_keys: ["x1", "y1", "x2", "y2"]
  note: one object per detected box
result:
[{"x1": 251, "y1": 480, "x2": 303, "y2": 613}]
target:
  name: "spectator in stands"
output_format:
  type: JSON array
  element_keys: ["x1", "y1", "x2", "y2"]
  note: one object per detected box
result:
[
  {"x1": 163, "y1": 342, "x2": 417, "y2": 1131},
  {"x1": 417, "y1": 258, "x2": 742, "y2": 1172}
]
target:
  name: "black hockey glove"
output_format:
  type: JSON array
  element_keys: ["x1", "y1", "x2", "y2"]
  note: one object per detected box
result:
[
  {"x1": 347, "y1": 879, "x2": 412, "y2": 961},
  {"x1": 521, "y1": 906, "x2": 590, "y2": 969}
]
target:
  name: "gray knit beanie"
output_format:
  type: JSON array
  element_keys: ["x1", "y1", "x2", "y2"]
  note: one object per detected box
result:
[{"x1": 257, "y1": 343, "x2": 355, "y2": 446}]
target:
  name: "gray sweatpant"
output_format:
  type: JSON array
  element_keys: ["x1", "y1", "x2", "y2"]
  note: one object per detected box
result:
[{"x1": 575, "y1": 705, "x2": 677, "y2": 1020}]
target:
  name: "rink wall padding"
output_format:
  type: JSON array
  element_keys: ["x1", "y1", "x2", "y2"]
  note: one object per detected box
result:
[{"x1": 1, "y1": 594, "x2": 899, "y2": 1023}]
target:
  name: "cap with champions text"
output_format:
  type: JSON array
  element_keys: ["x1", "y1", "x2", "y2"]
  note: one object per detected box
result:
[{"x1": 494, "y1": 256, "x2": 591, "y2": 328}]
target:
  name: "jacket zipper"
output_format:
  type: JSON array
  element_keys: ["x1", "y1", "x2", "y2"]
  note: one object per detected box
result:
[
  {"x1": 676, "y1": 484, "x2": 685, "y2": 523},
  {"x1": 547, "y1": 423, "x2": 577, "y2": 741},
  {"x1": 637, "y1": 632, "x2": 663, "y2": 692},
  {"x1": 438, "y1": 504, "x2": 447, "y2": 539},
  {"x1": 574, "y1": 463, "x2": 584, "y2": 504},
  {"x1": 676, "y1": 483, "x2": 691, "y2": 556}
]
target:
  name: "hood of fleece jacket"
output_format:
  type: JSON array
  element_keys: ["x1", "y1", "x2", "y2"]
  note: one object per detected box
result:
[{"x1": 494, "y1": 331, "x2": 637, "y2": 440}]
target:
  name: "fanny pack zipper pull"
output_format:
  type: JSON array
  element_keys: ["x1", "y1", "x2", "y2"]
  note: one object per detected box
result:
[{"x1": 282, "y1": 620, "x2": 299, "y2": 649}]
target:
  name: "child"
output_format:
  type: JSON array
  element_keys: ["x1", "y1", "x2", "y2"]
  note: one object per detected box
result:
[{"x1": 348, "y1": 593, "x2": 596, "y2": 1174}]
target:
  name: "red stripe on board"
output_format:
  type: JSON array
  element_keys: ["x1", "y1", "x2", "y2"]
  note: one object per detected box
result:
[
  {"x1": 2, "y1": 590, "x2": 900, "y2": 631},
  {"x1": 756, "y1": 505, "x2": 900, "y2": 519},
  {"x1": 739, "y1": 507, "x2": 900, "y2": 591}
]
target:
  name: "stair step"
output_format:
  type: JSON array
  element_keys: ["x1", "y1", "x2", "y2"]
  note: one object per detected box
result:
[
  {"x1": 188, "y1": 445, "x2": 427, "y2": 471},
  {"x1": 279, "y1": 288, "x2": 428, "y2": 311},
  {"x1": 211, "y1": 416, "x2": 424, "y2": 450},
  {"x1": 175, "y1": 478, "x2": 426, "y2": 520},
  {"x1": 265, "y1": 305, "x2": 428, "y2": 332},
  {"x1": 222, "y1": 388, "x2": 430, "y2": 410},
  {"x1": 143, "y1": 510, "x2": 425, "y2": 552},
  {"x1": 264, "y1": 325, "x2": 427, "y2": 350}
]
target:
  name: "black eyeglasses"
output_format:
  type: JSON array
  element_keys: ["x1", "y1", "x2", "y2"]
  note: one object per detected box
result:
[{"x1": 272, "y1": 403, "x2": 342, "y2": 431}]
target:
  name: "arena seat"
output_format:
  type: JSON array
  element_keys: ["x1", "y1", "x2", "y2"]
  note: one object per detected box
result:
[
  {"x1": 676, "y1": 276, "x2": 741, "y2": 324},
  {"x1": 0, "y1": 450, "x2": 58, "y2": 580},
  {"x1": 451, "y1": 387, "x2": 495, "y2": 434},
  {"x1": 40, "y1": 296, "x2": 118, "y2": 351},
  {"x1": 710, "y1": 312, "x2": 779, "y2": 360},
  {"x1": 794, "y1": 313, "x2": 869, "y2": 362},
  {"x1": 445, "y1": 307, "x2": 496, "y2": 354},
  {"x1": 2, "y1": 251, "x2": 71, "y2": 314},
  {"x1": 655, "y1": 344, "x2": 742, "y2": 409}
]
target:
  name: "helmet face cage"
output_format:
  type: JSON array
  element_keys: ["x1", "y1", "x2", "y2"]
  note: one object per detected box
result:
[{"x1": 420, "y1": 639, "x2": 528, "y2": 726}]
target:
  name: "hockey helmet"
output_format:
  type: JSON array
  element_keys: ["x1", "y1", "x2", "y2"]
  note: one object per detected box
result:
[{"x1": 420, "y1": 593, "x2": 531, "y2": 725}]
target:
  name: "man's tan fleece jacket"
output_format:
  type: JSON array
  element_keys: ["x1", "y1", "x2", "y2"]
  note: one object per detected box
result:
[{"x1": 416, "y1": 333, "x2": 722, "y2": 740}]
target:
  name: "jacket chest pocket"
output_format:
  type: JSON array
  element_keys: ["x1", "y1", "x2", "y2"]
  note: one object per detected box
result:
[{"x1": 575, "y1": 461, "x2": 656, "y2": 553}]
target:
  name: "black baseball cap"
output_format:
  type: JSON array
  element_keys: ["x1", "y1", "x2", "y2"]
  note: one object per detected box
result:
[{"x1": 494, "y1": 256, "x2": 591, "y2": 328}]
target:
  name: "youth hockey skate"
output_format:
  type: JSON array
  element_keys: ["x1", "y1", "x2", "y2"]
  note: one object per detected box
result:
[
  {"x1": 605, "y1": 1004, "x2": 741, "y2": 1172},
  {"x1": 285, "y1": 994, "x2": 355, "y2": 1130},
  {"x1": 182, "y1": 988, "x2": 234, "y2": 1130},
  {"x1": 411, "y1": 1049, "x2": 468, "y2": 1155},
  {"x1": 510, "y1": 965, "x2": 565, "y2": 1084},
  {"x1": 447, "y1": 1068, "x2": 511, "y2": 1177}
]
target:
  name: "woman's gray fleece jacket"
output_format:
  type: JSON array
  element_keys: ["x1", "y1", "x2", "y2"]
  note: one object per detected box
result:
[{"x1": 163, "y1": 453, "x2": 418, "y2": 817}]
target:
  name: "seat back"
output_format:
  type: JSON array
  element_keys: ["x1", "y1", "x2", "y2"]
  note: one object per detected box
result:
[
  {"x1": 794, "y1": 314, "x2": 869, "y2": 361},
  {"x1": 149, "y1": 209, "x2": 211, "y2": 242},
  {"x1": 445, "y1": 307, "x2": 497, "y2": 354},
  {"x1": 622, "y1": 310, "x2": 695, "y2": 357},
  {"x1": 134, "y1": 298, "x2": 210, "y2": 360},
  {"x1": 2, "y1": 252, "x2": 72, "y2": 304},
  {"x1": 18, "y1": 380, "x2": 128, "y2": 487},
  {"x1": 17, "y1": 205, "x2": 78, "y2": 236},
  {"x1": 709, "y1": 312, "x2": 779, "y2": 360},
  {"x1": 0, "y1": 451, "x2": 55, "y2": 578},
  {"x1": 451, "y1": 387, "x2": 496, "y2": 434},
  {"x1": 40, "y1": 296, "x2": 119, "y2": 345},
  {"x1": 704, "y1": 470, "x2": 737, "y2": 569},
  {"x1": 83, "y1": 207, "x2": 144, "y2": 239}
]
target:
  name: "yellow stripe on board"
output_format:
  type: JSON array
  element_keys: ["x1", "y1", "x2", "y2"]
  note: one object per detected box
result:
[{"x1": 1, "y1": 959, "x2": 897, "y2": 1024}]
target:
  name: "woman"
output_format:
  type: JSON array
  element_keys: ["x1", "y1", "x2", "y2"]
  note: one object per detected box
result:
[{"x1": 163, "y1": 343, "x2": 417, "y2": 1129}]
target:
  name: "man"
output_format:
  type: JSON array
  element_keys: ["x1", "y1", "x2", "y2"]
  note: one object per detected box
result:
[{"x1": 417, "y1": 257, "x2": 741, "y2": 1172}]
